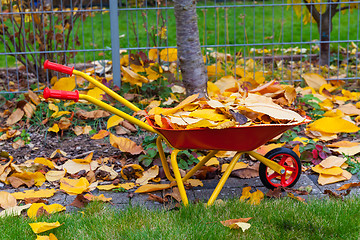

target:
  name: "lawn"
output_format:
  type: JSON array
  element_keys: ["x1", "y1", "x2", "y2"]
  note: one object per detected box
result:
[
  {"x1": 0, "y1": 0, "x2": 358, "y2": 67},
  {"x1": 1, "y1": 197, "x2": 360, "y2": 239}
]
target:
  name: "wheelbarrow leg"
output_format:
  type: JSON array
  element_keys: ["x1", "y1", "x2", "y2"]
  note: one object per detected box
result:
[
  {"x1": 170, "y1": 149, "x2": 189, "y2": 206},
  {"x1": 156, "y1": 136, "x2": 175, "y2": 182},
  {"x1": 207, "y1": 152, "x2": 244, "y2": 206}
]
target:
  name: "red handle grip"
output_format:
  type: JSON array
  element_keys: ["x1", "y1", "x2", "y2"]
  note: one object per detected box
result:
[
  {"x1": 44, "y1": 60, "x2": 74, "y2": 75},
  {"x1": 43, "y1": 87, "x2": 79, "y2": 102}
]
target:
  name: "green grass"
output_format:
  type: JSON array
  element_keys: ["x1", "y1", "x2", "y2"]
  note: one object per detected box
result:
[
  {"x1": 2, "y1": 197, "x2": 360, "y2": 239},
  {"x1": 0, "y1": 0, "x2": 358, "y2": 67}
]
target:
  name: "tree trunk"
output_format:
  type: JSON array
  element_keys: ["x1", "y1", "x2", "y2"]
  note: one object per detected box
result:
[
  {"x1": 318, "y1": 13, "x2": 331, "y2": 66},
  {"x1": 174, "y1": 0, "x2": 208, "y2": 98}
]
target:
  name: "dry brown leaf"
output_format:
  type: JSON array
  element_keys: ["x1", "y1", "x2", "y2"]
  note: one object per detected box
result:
[
  {"x1": 22, "y1": 102, "x2": 36, "y2": 119},
  {"x1": 220, "y1": 217, "x2": 252, "y2": 227},
  {"x1": 76, "y1": 109, "x2": 111, "y2": 119},
  {"x1": 135, "y1": 183, "x2": 172, "y2": 193},
  {"x1": 326, "y1": 141, "x2": 359, "y2": 148},
  {"x1": 6, "y1": 108, "x2": 24, "y2": 125},
  {"x1": 147, "y1": 193, "x2": 168, "y2": 204},
  {"x1": 7, "y1": 176, "x2": 35, "y2": 188},
  {"x1": 231, "y1": 162, "x2": 259, "y2": 179},
  {"x1": 336, "y1": 182, "x2": 360, "y2": 191},
  {"x1": 324, "y1": 189, "x2": 350, "y2": 199}
]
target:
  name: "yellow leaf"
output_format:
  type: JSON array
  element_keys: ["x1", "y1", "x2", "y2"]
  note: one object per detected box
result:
[
  {"x1": 84, "y1": 194, "x2": 112, "y2": 202},
  {"x1": 207, "y1": 81, "x2": 221, "y2": 97},
  {"x1": 11, "y1": 189, "x2": 57, "y2": 200},
  {"x1": 87, "y1": 87, "x2": 105, "y2": 100},
  {"x1": 52, "y1": 76, "x2": 76, "y2": 91},
  {"x1": 50, "y1": 149, "x2": 67, "y2": 158},
  {"x1": 240, "y1": 186, "x2": 252, "y2": 201},
  {"x1": 222, "y1": 162, "x2": 248, "y2": 173},
  {"x1": 107, "y1": 115, "x2": 124, "y2": 129},
  {"x1": 36, "y1": 233, "x2": 58, "y2": 240},
  {"x1": 135, "y1": 183, "x2": 172, "y2": 193},
  {"x1": 323, "y1": 109, "x2": 344, "y2": 118},
  {"x1": 307, "y1": 117, "x2": 360, "y2": 134},
  {"x1": 185, "y1": 179, "x2": 203, "y2": 187},
  {"x1": 244, "y1": 103, "x2": 305, "y2": 122},
  {"x1": 91, "y1": 129, "x2": 109, "y2": 139},
  {"x1": 48, "y1": 124, "x2": 59, "y2": 133},
  {"x1": 97, "y1": 182, "x2": 135, "y2": 191},
  {"x1": 52, "y1": 111, "x2": 71, "y2": 119},
  {"x1": 29, "y1": 221, "x2": 62, "y2": 234},
  {"x1": 160, "y1": 48, "x2": 177, "y2": 62},
  {"x1": 186, "y1": 119, "x2": 217, "y2": 129},
  {"x1": 161, "y1": 94, "x2": 199, "y2": 115},
  {"x1": 249, "y1": 189, "x2": 264, "y2": 205},
  {"x1": 72, "y1": 152, "x2": 93, "y2": 164},
  {"x1": 207, "y1": 64, "x2": 224, "y2": 77},
  {"x1": 27, "y1": 203, "x2": 66, "y2": 219},
  {"x1": 121, "y1": 66, "x2": 148, "y2": 87},
  {"x1": 318, "y1": 170, "x2": 352, "y2": 185},
  {"x1": 34, "y1": 158, "x2": 54, "y2": 169},
  {"x1": 301, "y1": 73, "x2": 327, "y2": 90},
  {"x1": 45, "y1": 170, "x2": 66, "y2": 182},
  {"x1": 11, "y1": 172, "x2": 46, "y2": 187},
  {"x1": 135, "y1": 165, "x2": 159, "y2": 185},
  {"x1": 0, "y1": 191, "x2": 17, "y2": 209},
  {"x1": 148, "y1": 49, "x2": 158, "y2": 61},
  {"x1": 60, "y1": 177, "x2": 90, "y2": 195},
  {"x1": 292, "y1": 137, "x2": 311, "y2": 146},
  {"x1": 62, "y1": 160, "x2": 98, "y2": 174},
  {"x1": 311, "y1": 165, "x2": 343, "y2": 175},
  {"x1": 203, "y1": 157, "x2": 219, "y2": 167},
  {"x1": 330, "y1": 145, "x2": 360, "y2": 156},
  {"x1": 319, "y1": 156, "x2": 346, "y2": 169},
  {"x1": 188, "y1": 109, "x2": 228, "y2": 121},
  {"x1": 214, "y1": 75, "x2": 238, "y2": 93},
  {"x1": 109, "y1": 134, "x2": 144, "y2": 155}
]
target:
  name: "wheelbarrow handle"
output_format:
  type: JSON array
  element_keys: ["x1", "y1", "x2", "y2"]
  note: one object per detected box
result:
[
  {"x1": 43, "y1": 87, "x2": 79, "y2": 102},
  {"x1": 44, "y1": 60, "x2": 74, "y2": 75}
]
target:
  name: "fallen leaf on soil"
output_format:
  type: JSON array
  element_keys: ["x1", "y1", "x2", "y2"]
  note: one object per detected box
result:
[
  {"x1": 60, "y1": 177, "x2": 90, "y2": 195},
  {"x1": 11, "y1": 189, "x2": 57, "y2": 200},
  {"x1": 48, "y1": 124, "x2": 59, "y2": 133},
  {"x1": 324, "y1": 189, "x2": 351, "y2": 200},
  {"x1": 135, "y1": 165, "x2": 159, "y2": 185},
  {"x1": 50, "y1": 149, "x2": 67, "y2": 158},
  {"x1": 96, "y1": 165, "x2": 118, "y2": 180},
  {"x1": 311, "y1": 165, "x2": 343, "y2": 175},
  {"x1": 29, "y1": 221, "x2": 62, "y2": 234},
  {"x1": 330, "y1": 145, "x2": 360, "y2": 156},
  {"x1": 45, "y1": 170, "x2": 66, "y2": 182},
  {"x1": 72, "y1": 152, "x2": 94, "y2": 164},
  {"x1": 27, "y1": 203, "x2": 66, "y2": 219},
  {"x1": 221, "y1": 162, "x2": 248, "y2": 173},
  {"x1": 12, "y1": 138, "x2": 25, "y2": 150},
  {"x1": 110, "y1": 134, "x2": 144, "y2": 155},
  {"x1": 336, "y1": 182, "x2": 360, "y2": 191},
  {"x1": 326, "y1": 141, "x2": 359, "y2": 148},
  {"x1": 0, "y1": 191, "x2": 17, "y2": 209},
  {"x1": 135, "y1": 183, "x2": 172, "y2": 193},
  {"x1": 107, "y1": 115, "x2": 124, "y2": 129},
  {"x1": 0, "y1": 204, "x2": 31, "y2": 217},
  {"x1": 319, "y1": 156, "x2": 346, "y2": 169},
  {"x1": 34, "y1": 158, "x2": 55, "y2": 169},
  {"x1": 6, "y1": 108, "x2": 24, "y2": 125},
  {"x1": 147, "y1": 193, "x2": 168, "y2": 204},
  {"x1": 7, "y1": 176, "x2": 35, "y2": 188},
  {"x1": 121, "y1": 164, "x2": 144, "y2": 180},
  {"x1": 91, "y1": 130, "x2": 109, "y2": 139},
  {"x1": 203, "y1": 157, "x2": 219, "y2": 167},
  {"x1": 76, "y1": 109, "x2": 110, "y2": 119},
  {"x1": 10, "y1": 172, "x2": 46, "y2": 187},
  {"x1": 62, "y1": 159, "x2": 99, "y2": 174},
  {"x1": 96, "y1": 182, "x2": 136, "y2": 191}
]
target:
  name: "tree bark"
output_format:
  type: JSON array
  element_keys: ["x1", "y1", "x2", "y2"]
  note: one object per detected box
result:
[
  {"x1": 318, "y1": 14, "x2": 331, "y2": 66},
  {"x1": 174, "y1": 0, "x2": 208, "y2": 98}
]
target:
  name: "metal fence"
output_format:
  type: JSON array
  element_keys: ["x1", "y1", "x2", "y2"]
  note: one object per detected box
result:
[{"x1": 0, "y1": 0, "x2": 359, "y2": 94}]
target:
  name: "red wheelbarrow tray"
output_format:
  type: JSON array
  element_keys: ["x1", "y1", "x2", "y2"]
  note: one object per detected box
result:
[{"x1": 146, "y1": 118, "x2": 308, "y2": 151}]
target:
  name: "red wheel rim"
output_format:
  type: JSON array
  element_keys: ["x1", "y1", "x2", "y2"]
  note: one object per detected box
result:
[{"x1": 265, "y1": 153, "x2": 299, "y2": 187}]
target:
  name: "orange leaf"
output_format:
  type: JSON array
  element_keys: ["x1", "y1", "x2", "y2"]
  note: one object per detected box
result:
[
  {"x1": 109, "y1": 134, "x2": 144, "y2": 155},
  {"x1": 91, "y1": 130, "x2": 109, "y2": 140}
]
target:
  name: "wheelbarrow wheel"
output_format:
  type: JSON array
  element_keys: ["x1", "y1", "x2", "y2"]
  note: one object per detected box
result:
[{"x1": 259, "y1": 147, "x2": 301, "y2": 190}]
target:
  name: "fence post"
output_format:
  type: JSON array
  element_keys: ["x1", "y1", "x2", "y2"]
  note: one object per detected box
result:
[{"x1": 109, "y1": 0, "x2": 121, "y2": 87}]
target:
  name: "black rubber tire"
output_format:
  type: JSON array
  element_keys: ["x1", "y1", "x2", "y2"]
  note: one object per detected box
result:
[{"x1": 259, "y1": 147, "x2": 301, "y2": 190}]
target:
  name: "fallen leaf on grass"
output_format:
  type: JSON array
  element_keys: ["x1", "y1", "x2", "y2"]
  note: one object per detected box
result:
[
  {"x1": 11, "y1": 189, "x2": 57, "y2": 200},
  {"x1": 240, "y1": 187, "x2": 264, "y2": 205},
  {"x1": 60, "y1": 177, "x2": 90, "y2": 195},
  {"x1": 29, "y1": 221, "x2": 62, "y2": 234},
  {"x1": 287, "y1": 192, "x2": 306, "y2": 203},
  {"x1": 220, "y1": 217, "x2": 252, "y2": 231},
  {"x1": 336, "y1": 182, "x2": 360, "y2": 191},
  {"x1": 35, "y1": 233, "x2": 58, "y2": 240},
  {"x1": 27, "y1": 203, "x2": 66, "y2": 219},
  {"x1": 110, "y1": 134, "x2": 144, "y2": 155},
  {"x1": 0, "y1": 204, "x2": 31, "y2": 217},
  {"x1": 0, "y1": 191, "x2": 17, "y2": 209}
]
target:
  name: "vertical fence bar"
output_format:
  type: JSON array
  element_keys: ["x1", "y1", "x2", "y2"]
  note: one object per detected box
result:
[{"x1": 110, "y1": 0, "x2": 121, "y2": 87}]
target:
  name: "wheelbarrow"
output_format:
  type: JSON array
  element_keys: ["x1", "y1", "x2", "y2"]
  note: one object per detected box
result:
[{"x1": 42, "y1": 60, "x2": 310, "y2": 206}]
